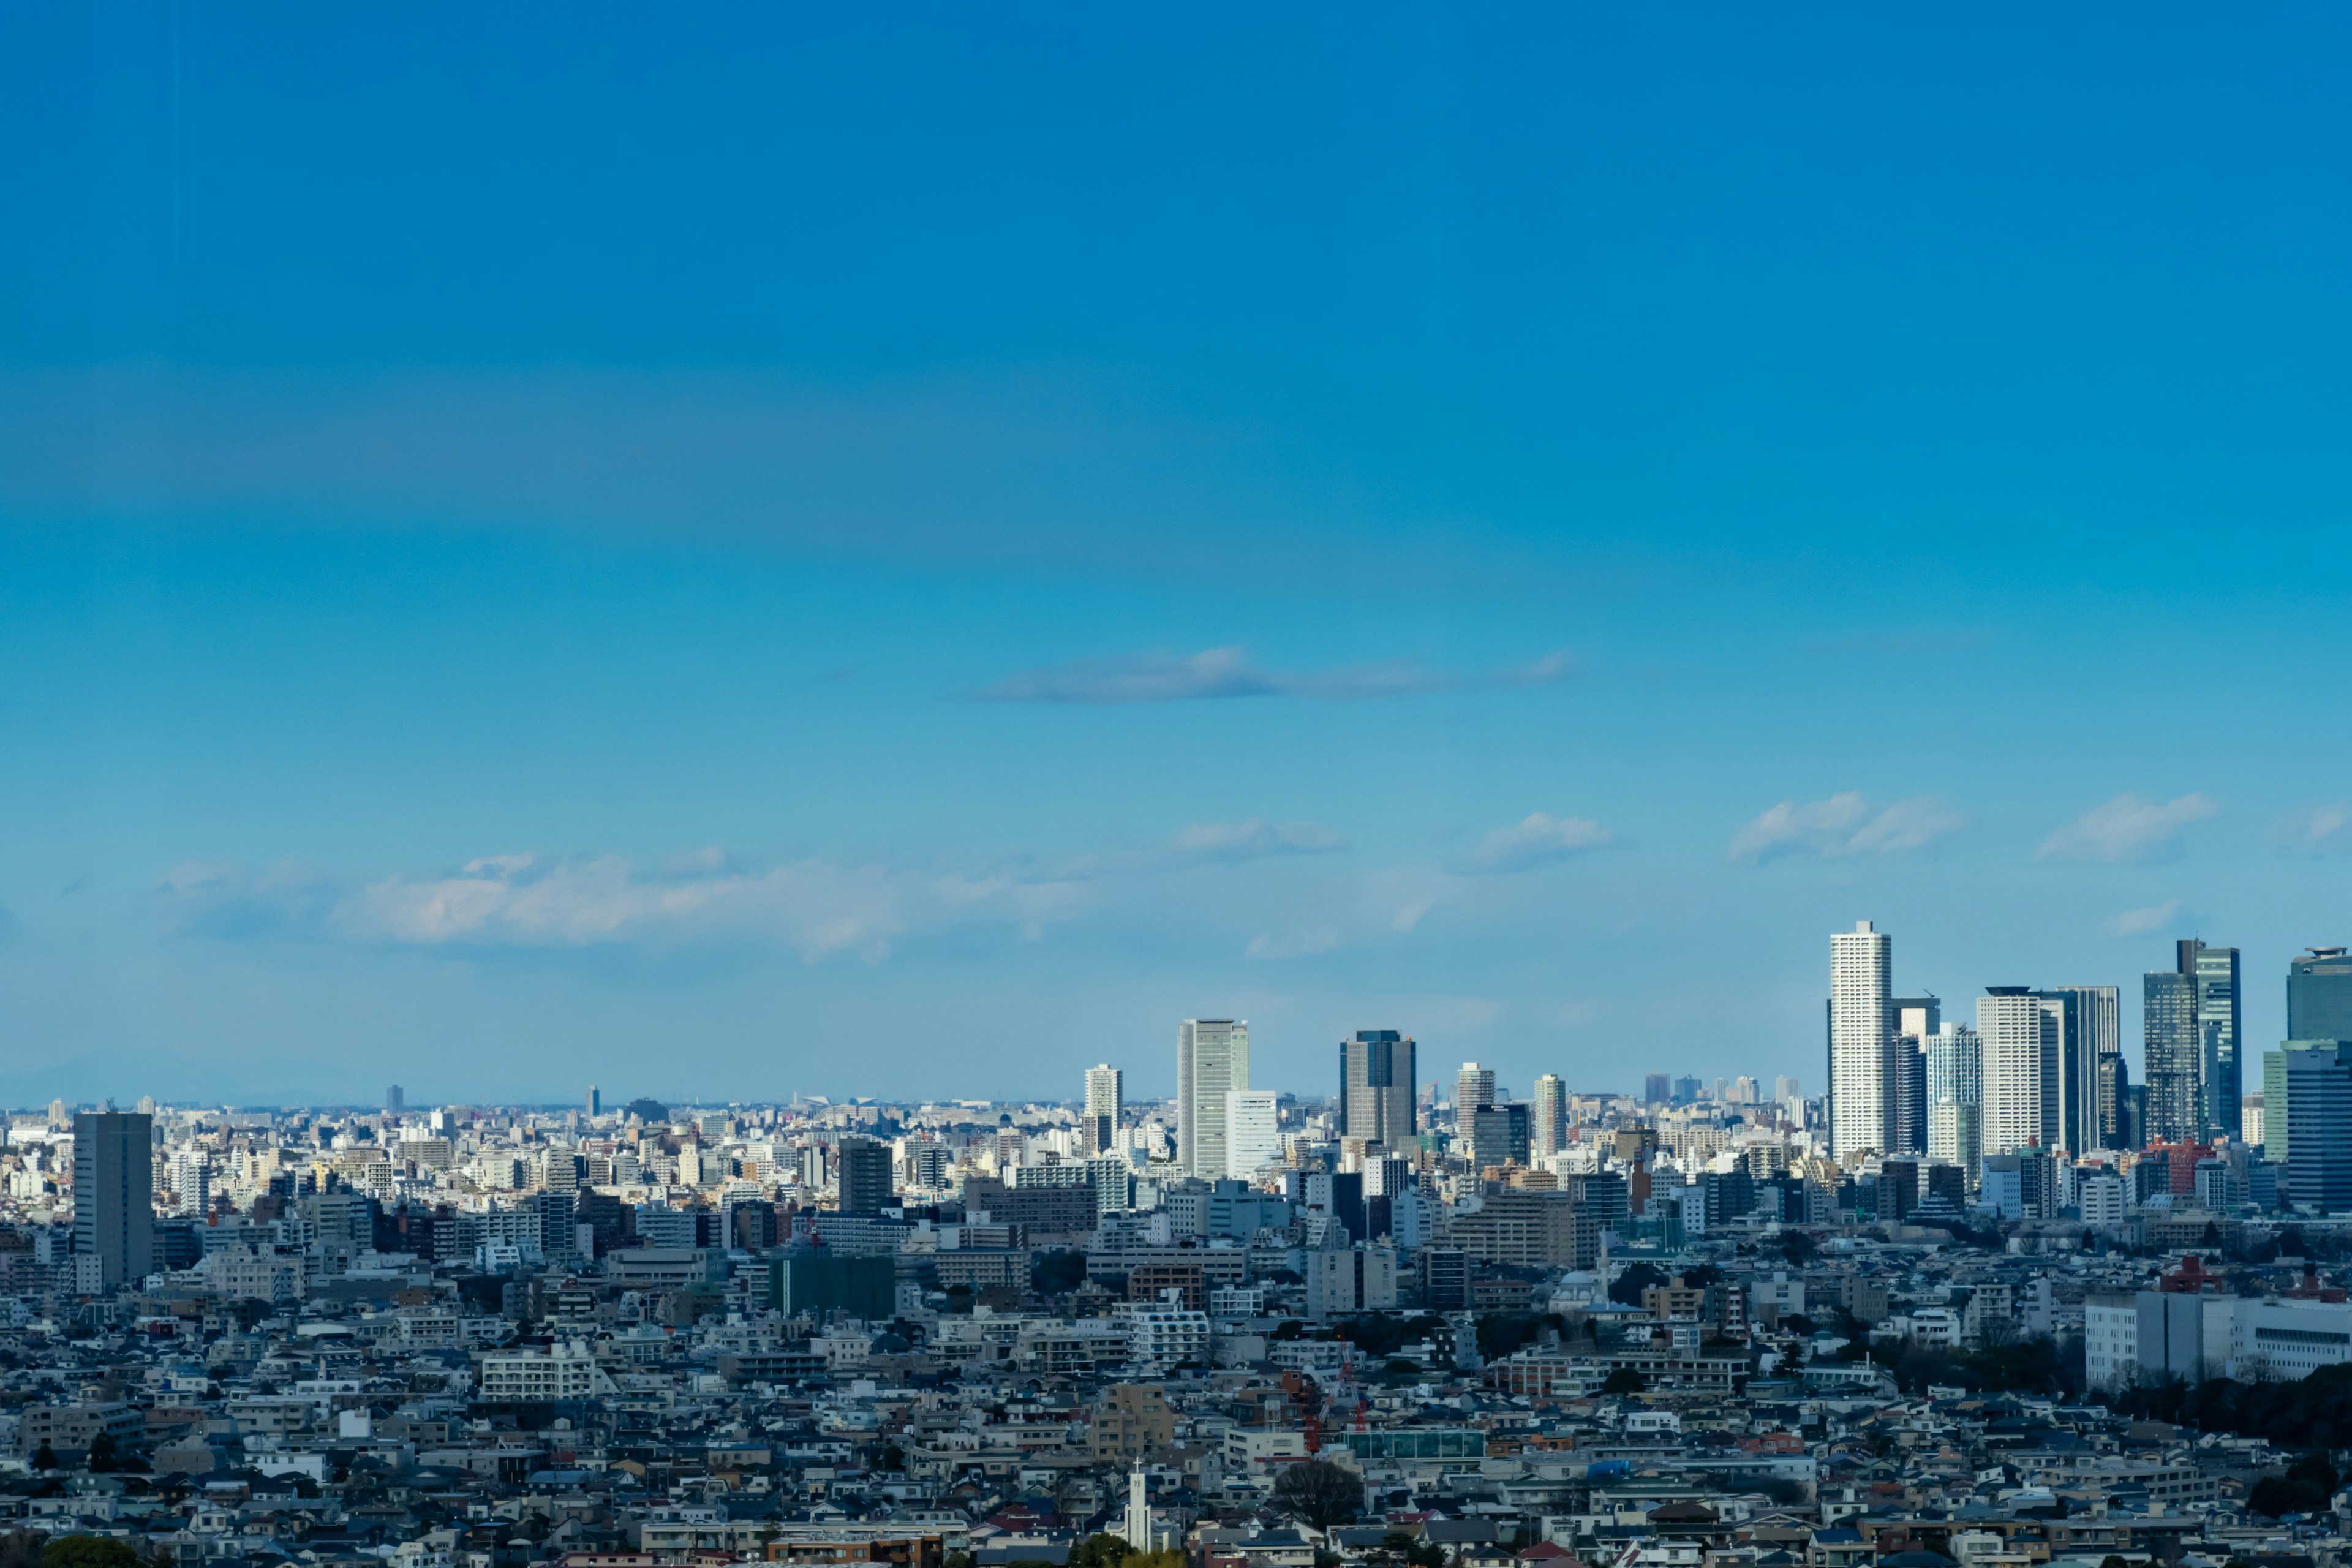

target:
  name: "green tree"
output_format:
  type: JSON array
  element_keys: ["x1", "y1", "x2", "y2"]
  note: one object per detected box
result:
[
  {"x1": 42, "y1": 1538, "x2": 142, "y2": 1568},
  {"x1": 31, "y1": 1443, "x2": 58, "y2": 1472},
  {"x1": 85, "y1": 1433, "x2": 117, "y2": 1473},
  {"x1": 1600, "y1": 1367, "x2": 1646, "y2": 1395},
  {"x1": 1269, "y1": 1458, "x2": 1362, "y2": 1532}
]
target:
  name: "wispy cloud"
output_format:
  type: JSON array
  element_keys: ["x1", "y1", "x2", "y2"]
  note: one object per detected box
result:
[
  {"x1": 1455, "y1": 812, "x2": 1618, "y2": 875},
  {"x1": 972, "y1": 645, "x2": 1572, "y2": 704},
  {"x1": 1243, "y1": 927, "x2": 1341, "y2": 961},
  {"x1": 153, "y1": 860, "x2": 335, "y2": 938},
  {"x1": 1729, "y1": 793, "x2": 1966, "y2": 864},
  {"x1": 2108, "y1": 899, "x2": 2181, "y2": 935},
  {"x1": 1056, "y1": 818, "x2": 1346, "y2": 878},
  {"x1": 2039, "y1": 793, "x2": 2218, "y2": 865},
  {"x1": 2276, "y1": 803, "x2": 2352, "y2": 856}
]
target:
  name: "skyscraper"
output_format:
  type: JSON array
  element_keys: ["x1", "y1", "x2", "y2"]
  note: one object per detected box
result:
[
  {"x1": 1177, "y1": 1020, "x2": 1249, "y2": 1178},
  {"x1": 1084, "y1": 1065, "x2": 1124, "y2": 1155},
  {"x1": 1531, "y1": 1074, "x2": 1566, "y2": 1158},
  {"x1": 587, "y1": 1085, "x2": 601, "y2": 1118},
  {"x1": 2190, "y1": 941, "x2": 2242, "y2": 1143},
  {"x1": 2031, "y1": 986, "x2": 2120, "y2": 1148},
  {"x1": 1224, "y1": 1090, "x2": 1281, "y2": 1179},
  {"x1": 2144, "y1": 962, "x2": 2201, "y2": 1146},
  {"x1": 73, "y1": 1110, "x2": 154, "y2": 1291},
  {"x1": 1829, "y1": 920, "x2": 1893, "y2": 1163},
  {"x1": 1643, "y1": 1072, "x2": 1670, "y2": 1106},
  {"x1": 2285, "y1": 1041, "x2": 2352, "y2": 1210},
  {"x1": 1337, "y1": 1031, "x2": 1415, "y2": 1148},
  {"x1": 1455, "y1": 1063, "x2": 1496, "y2": 1115},
  {"x1": 2290, "y1": 948, "x2": 2352, "y2": 1042},
  {"x1": 835, "y1": 1136, "x2": 894, "y2": 1215},
  {"x1": 1925, "y1": 1023, "x2": 1983, "y2": 1180},
  {"x1": 386, "y1": 1085, "x2": 405, "y2": 1114},
  {"x1": 1977, "y1": 988, "x2": 2051, "y2": 1156},
  {"x1": 1468, "y1": 1102, "x2": 1531, "y2": 1172},
  {"x1": 1890, "y1": 1036, "x2": 1928, "y2": 1156}
]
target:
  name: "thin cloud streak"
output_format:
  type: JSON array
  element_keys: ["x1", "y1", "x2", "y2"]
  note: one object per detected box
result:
[
  {"x1": 2039, "y1": 793, "x2": 2218, "y2": 865},
  {"x1": 1455, "y1": 812, "x2": 1618, "y2": 875},
  {"x1": 972, "y1": 645, "x2": 1573, "y2": 704},
  {"x1": 1730, "y1": 793, "x2": 1966, "y2": 864}
]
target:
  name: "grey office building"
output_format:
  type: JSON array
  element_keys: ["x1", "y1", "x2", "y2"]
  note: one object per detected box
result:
[
  {"x1": 1338, "y1": 1030, "x2": 1417, "y2": 1149},
  {"x1": 2291, "y1": 948, "x2": 2352, "y2": 1043},
  {"x1": 2034, "y1": 986, "x2": 2119, "y2": 1154},
  {"x1": 2286, "y1": 1041, "x2": 2352, "y2": 1211},
  {"x1": 73, "y1": 1111, "x2": 154, "y2": 1291}
]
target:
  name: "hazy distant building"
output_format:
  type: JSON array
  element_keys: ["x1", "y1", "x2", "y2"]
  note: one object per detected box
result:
[
  {"x1": 1531, "y1": 1073, "x2": 1566, "y2": 1157},
  {"x1": 1644, "y1": 1072, "x2": 1670, "y2": 1106},
  {"x1": 74, "y1": 1111, "x2": 154, "y2": 1291},
  {"x1": 586, "y1": 1085, "x2": 601, "y2": 1118},
  {"x1": 386, "y1": 1085, "x2": 405, "y2": 1114},
  {"x1": 1829, "y1": 920, "x2": 1894, "y2": 1162},
  {"x1": 1084, "y1": 1065, "x2": 1124, "y2": 1155},
  {"x1": 1455, "y1": 1063, "x2": 1496, "y2": 1116},
  {"x1": 1337, "y1": 1031, "x2": 1415, "y2": 1149},
  {"x1": 1223, "y1": 1090, "x2": 1281, "y2": 1179},
  {"x1": 1178, "y1": 1020, "x2": 1250, "y2": 1178}
]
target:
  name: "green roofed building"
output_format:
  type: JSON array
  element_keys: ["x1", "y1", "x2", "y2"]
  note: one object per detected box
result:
[{"x1": 769, "y1": 1253, "x2": 895, "y2": 1320}]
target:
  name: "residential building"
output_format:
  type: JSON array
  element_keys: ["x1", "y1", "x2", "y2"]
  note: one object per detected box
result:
[
  {"x1": 836, "y1": 1136, "x2": 893, "y2": 1215},
  {"x1": 1977, "y1": 989, "x2": 2049, "y2": 1157},
  {"x1": 1304, "y1": 1242, "x2": 1399, "y2": 1318},
  {"x1": 1830, "y1": 920, "x2": 1893, "y2": 1161},
  {"x1": 1178, "y1": 1019, "x2": 1250, "y2": 1178},
  {"x1": 2085, "y1": 1293, "x2": 2138, "y2": 1390},
  {"x1": 1338, "y1": 1030, "x2": 1416, "y2": 1150},
  {"x1": 73, "y1": 1110, "x2": 154, "y2": 1291},
  {"x1": 1531, "y1": 1073, "x2": 1566, "y2": 1158},
  {"x1": 1084, "y1": 1065, "x2": 1123, "y2": 1156},
  {"x1": 1455, "y1": 1063, "x2": 1496, "y2": 1116}
]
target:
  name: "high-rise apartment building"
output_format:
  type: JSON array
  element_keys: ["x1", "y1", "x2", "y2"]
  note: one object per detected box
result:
[
  {"x1": 1084, "y1": 1065, "x2": 1124, "y2": 1156},
  {"x1": 1531, "y1": 1074, "x2": 1566, "y2": 1158},
  {"x1": 1977, "y1": 988, "x2": 2052, "y2": 1156},
  {"x1": 1829, "y1": 920, "x2": 1893, "y2": 1163},
  {"x1": 1337, "y1": 1031, "x2": 1415, "y2": 1149},
  {"x1": 2290, "y1": 948, "x2": 2352, "y2": 1042},
  {"x1": 1223, "y1": 1091, "x2": 1281, "y2": 1179},
  {"x1": 2144, "y1": 963, "x2": 2201, "y2": 1146},
  {"x1": 1177, "y1": 1020, "x2": 1250, "y2": 1178},
  {"x1": 1455, "y1": 1063, "x2": 1496, "y2": 1115},
  {"x1": 835, "y1": 1136, "x2": 894, "y2": 1215},
  {"x1": 1925, "y1": 1023, "x2": 1984, "y2": 1182},
  {"x1": 73, "y1": 1111, "x2": 154, "y2": 1291}
]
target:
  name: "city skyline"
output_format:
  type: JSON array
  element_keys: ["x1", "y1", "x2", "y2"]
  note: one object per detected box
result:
[{"x1": 11, "y1": 9, "x2": 2352, "y2": 1103}]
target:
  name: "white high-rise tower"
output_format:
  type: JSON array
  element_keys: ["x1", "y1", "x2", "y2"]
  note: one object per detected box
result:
[
  {"x1": 1177, "y1": 1020, "x2": 1249, "y2": 1177},
  {"x1": 1977, "y1": 987, "x2": 2051, "y2": 1156},
  {"x1": 1083, "y1": 1065, "x2": 1124, "y2": 1155},
  {"x1": 1829, "y1": 919, "x2": 1893, "y2": 1163}
]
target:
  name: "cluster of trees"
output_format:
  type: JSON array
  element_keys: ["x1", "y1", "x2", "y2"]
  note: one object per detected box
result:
[
  {"x1": 0, "y1": 1536, "x2": 146, "y2": 1568},
  {"x1": 1066, "y1": 1536, "x2": 1184, "y2": 1568},
  {"x1": 2117, "y1": 1362, "x2": 2352, "y2": 1448}
]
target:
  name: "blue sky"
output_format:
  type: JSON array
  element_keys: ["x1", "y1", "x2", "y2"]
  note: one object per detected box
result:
[{"x1": 4, "y1": 4, "x2": 2350, "y2": 1107}]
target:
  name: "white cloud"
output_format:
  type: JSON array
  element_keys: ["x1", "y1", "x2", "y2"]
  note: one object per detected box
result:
[
  {"x1": 335, "y1": 851, "x2": 1090, "y2": 963},
  {"x1": 1729, "y1": 793, "x2": 1966, "y2": 864},
  {"x1": 1052, "y1": 818, "x2": 1346, "y2": 879},
  {"x1": 1243, "y1": 927, "x2": 1341, "y2": 961},
  {"x1": 974, "y1": 645, "x2": 1573, "y2": 704},
  {"x1": 2038, "y1": 793, "x2": 2218, "y2": 865},
  {"x1": 2108, "y1": 899, "x2": 2181, "y2": 936},
  {"x1": 1455, "y1": 812, "x2": 1618, "y2": 875},
  {"x1": 2277, "y1": 804, "x2": 2352, "y2": 856},
  {"x1": 1391, "y1": 900, "x2": 1433, "y2": 933}
]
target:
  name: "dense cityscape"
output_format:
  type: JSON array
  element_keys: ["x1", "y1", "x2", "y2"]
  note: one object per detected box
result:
[{"x1": 7, "y1": 930, "x2": 2352, "y2": 1568}]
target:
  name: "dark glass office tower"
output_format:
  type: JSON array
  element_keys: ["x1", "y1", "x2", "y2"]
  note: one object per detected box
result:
[
  {"x1": 1337, "y1": 1031, "x2": 1417, "y2": 1148},
  {"x1": 2291, "y1": 948, "x2": 2352, "y2": 1043},
  {"x1": 2036, "y1": 986, "x2": 2119, "y2": 1153},
  {"x1": 72, "y1": 1111, "x2": 154, "y2": 1291},
  {"x1": 2187, "y1": 940, "x2": 2242, "y2": 1142},
  {"x1": 1468, "y1": 1102, "x2": 1530, "y2": 1172},
  {"x1": 2286, "y1": 1042, "x2": 2352, "y2": 1210},
  {"x1": 1890, "y1": 1036, "x2": 1928, "y2": 1155}
]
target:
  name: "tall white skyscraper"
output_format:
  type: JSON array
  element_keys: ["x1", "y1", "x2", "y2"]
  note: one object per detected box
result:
[
  {"x1": 1924, "y1": 1023, "x2": 1983, "y2": 1180},
  {"x1": 1224, "y1": 1090, "x2": 1281, "y2": 1179},
  {"x1": 1455, "y1": 1063, "x2": 1496, "y2": 1115},
  {"x1": 1178, "y1": 1019, "x2": 1250, "y2": 1177},
  {"x1": 1084, "y1": 1065, "x2": 1123, "y2": 1155},
  {"x1": 1531, "y1": 1074, "x2": 1566, "y2": 1157},
  {"x1": 1830, "y1": 920, "x2": 1893, "y2": 1163},
  {"x1": 1977, "y1": 987, "x2": 2051, "y2": 1156}
]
